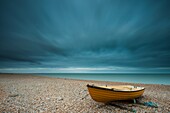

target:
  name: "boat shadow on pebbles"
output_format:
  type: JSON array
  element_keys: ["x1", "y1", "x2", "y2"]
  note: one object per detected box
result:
[{"x1": 93, "y1": 96, "x2": 158, "y2": 112}]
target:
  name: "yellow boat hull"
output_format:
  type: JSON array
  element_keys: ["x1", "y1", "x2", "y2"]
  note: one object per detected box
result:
[{"x1": 87, "y1": 84, "x2": 145, "y2": 103}]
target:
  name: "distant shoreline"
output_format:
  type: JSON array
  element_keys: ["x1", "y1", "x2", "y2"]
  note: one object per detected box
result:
[
  {"x1": 1, "y1": 72, "x2": 170, "y2": 74},
  {"x1": 0, "y1": 73, "x2": 170, "y2": 85}
]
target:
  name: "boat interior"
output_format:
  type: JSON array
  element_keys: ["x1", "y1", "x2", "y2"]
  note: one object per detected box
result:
[{"x1": 97, "y1": 85, "x2": 145, "y2": 91}]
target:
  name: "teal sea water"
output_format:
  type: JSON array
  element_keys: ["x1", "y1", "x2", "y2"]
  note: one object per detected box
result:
[{"x1": 34, "y1": 73, "x2": 170, "y2": 85}]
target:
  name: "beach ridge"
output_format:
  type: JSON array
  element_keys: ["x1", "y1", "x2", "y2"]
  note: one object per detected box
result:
[{"x1": 0, "y1": 74, "x2": 169, "y2": 112}]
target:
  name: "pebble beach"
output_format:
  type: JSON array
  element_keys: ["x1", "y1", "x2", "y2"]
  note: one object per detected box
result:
[{"x1": 0, "y1": 74, "x2": 170, "y2": 113}]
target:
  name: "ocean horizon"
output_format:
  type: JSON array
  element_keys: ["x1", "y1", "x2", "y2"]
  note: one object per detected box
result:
[{"x1": 32, "y1": 73, "x2": 170, "y2": 85}]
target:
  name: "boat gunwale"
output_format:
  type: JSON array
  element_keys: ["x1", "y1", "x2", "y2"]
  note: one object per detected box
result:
[{"x1": 87, "y1": 84, "x2": 145, "y2": 92}]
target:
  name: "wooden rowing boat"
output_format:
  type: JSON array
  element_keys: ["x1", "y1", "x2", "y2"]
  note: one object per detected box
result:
[{"x1": 87, "y1": 84, "x2": 145, "y2": 103}]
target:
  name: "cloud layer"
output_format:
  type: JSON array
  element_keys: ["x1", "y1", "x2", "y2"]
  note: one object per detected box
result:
[{"x1": 0, "y1": 0, "x2": 170, "y2": 72}]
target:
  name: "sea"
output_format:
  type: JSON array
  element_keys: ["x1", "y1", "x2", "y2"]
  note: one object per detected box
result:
[{"x1": 34, "y1": 73, "x2": 170, "y2": 85}]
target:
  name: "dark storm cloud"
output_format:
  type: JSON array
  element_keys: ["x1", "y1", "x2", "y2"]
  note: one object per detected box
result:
[{"x1": 0, "y1": 0, "x2": 170, "y2": 72}]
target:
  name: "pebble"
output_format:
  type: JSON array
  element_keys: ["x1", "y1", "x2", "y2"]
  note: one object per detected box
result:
[
  {"x1": 46, "y1": 97, "x2": 50, "y2": 100},
  {"x1": 56, "y1": 97, "x2": 63, "y2": 101},
  {"x1": 8, "y1": 94, "x2": 19, "y2": 97}
]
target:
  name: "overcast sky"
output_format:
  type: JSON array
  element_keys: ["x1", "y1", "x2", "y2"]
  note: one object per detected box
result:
[{"x1": 0, "y1": 0, "x2": 170, "y2": 73}]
